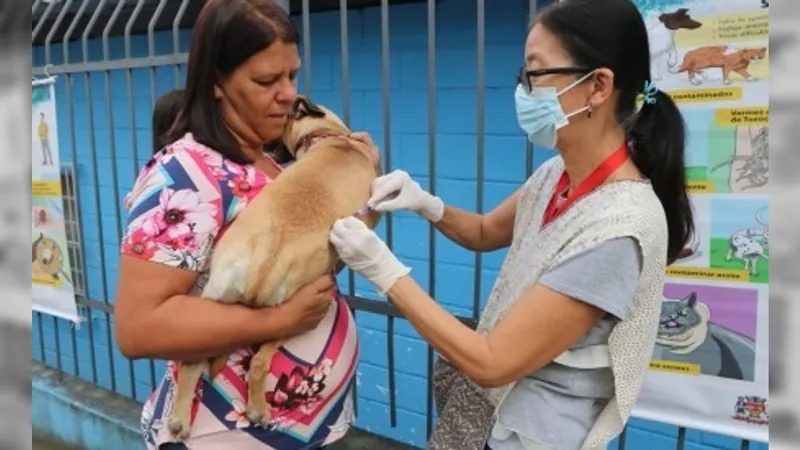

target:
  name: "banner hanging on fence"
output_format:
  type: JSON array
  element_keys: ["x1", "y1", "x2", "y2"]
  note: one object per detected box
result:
[
  {"x1": 632, "y1": 0, "x2": 768, "y2": 443},
  {"x1": 31, "y1": 77, "x2": 80, "y2": 323}
]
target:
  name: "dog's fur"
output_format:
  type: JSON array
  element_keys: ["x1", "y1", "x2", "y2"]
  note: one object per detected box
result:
[
  {"x1": 678, "y1": 46, "x2": 767, "y2": 85},
  {"x1": 647, "y1": 8, "x2": 702, "y2": 81},
  {"x1": 166, "y1": 98, "x2": 381, "y2": 441}
]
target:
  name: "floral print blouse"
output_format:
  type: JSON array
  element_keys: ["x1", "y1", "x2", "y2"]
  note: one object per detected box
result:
[{"x1": 121, "y1": 133, "x2": 358, "y2": 450}]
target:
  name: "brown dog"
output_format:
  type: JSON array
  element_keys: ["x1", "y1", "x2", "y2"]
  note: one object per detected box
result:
[
  {"x1": 678, "y1": 46, "x2": 767, "y2": 85},
  {"x1": 166, "y1": 97, "x2": 381, "y2": 440}
]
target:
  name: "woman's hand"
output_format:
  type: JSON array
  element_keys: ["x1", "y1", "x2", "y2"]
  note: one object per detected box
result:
[
  {"x1": 279, "y1": 275, "x2": 337, "y2": 336},
  {"x1": 329, "y1": 217, "x2": 411, "y2": 294},
  {"x1": 367, "y1": 170, "x2": 445, "y2": 222}
]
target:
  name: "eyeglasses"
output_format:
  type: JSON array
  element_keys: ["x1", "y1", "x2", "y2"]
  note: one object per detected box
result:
[{"x1": 517, "y1": 67, "x2": 594, "y2": 92}]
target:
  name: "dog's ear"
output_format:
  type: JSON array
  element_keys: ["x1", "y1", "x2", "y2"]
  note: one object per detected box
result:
[
  {"x1": 291, "y1": 97, "x2": 326, "y2": 120},
  {"x1": 676, "y1": 8, "x2": 689, "y2": 15}
]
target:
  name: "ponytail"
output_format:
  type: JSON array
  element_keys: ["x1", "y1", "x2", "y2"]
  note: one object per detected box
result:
[{"x1": 627, "y1": 89, "x2": 694, "y2": 265}]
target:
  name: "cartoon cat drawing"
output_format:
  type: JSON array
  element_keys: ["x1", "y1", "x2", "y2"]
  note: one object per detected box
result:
[{"x1": 653, "y1": 292, "x2": 756, "y2": 381}]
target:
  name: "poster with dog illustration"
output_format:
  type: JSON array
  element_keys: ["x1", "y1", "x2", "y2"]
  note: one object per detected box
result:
[
  {"x1": 31, "y1": 77, "x2": 79, "y2": 323},
  {"x1": 682, "y1": 109, "x2": 768, "y2": 194},
  {"x1": 638, "y1": 0, "x2": 768, "y2": 109},
  {"x1": 633, "y1": 0, "x2": 769, "y2": 443}
]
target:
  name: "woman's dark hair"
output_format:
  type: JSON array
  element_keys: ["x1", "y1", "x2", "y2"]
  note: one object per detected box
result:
[
  {"x1": 165, "y1": 0, "x2": 300, "y2": 165},
  {"x1": 537, "y1": 0, "x2": 693, "y2": 265},
  {"x1": 152, "y1": 88, "x2": 184, "y2": 154}
]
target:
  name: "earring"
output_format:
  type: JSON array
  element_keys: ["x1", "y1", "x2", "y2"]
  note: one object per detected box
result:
[{"x1": 586, "y1": 104, "x2": 594, "y2": 119}]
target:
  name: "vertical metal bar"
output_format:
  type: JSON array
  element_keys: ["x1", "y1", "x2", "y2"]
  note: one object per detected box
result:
[
  {"x1": 125, "y1": 0, "x2": 146, "y2": 181},
  {"x1": 60, "y1": 14, "x2": 81, "y2": 382},
  {"x1": 379, "y1": 0, "x2": 397, "y2": 428},
  {"x1": 64, "y1": 0, "x2": 97, "y2": 384},
  {"x1": 173, "y1": 0, "x2": 191, "y2": 86},
  {"x1": 340, "y1": 0, "x2": 357, "y2": 300},
  {"x1": 425, "y1": 0, "x2": 437, "y2": 439},
  {"x1": 41, "y1": 0, "x2": 64, "y2": 379},
  {"x1": 32, "y1": 0, "x2": 43, "y2": 17},
  {"x1": 32, "y1": 0, "x2": 56, "y2": 41},
  {"x1": 302, "y1": 0, "x2": 312, "y2": 95},
  {"x1": 82, "y1": 0, "x2": 116, "y2": 393},
  {"x1": 123, "y1": 0, "x2": 149, "y2": 400},
  {"x1": 740, "y1": 440, "x2": 750, "y2": 450},
  {"x1": 339, "y1": 0, "x2": 358, "y2": 415},
  {"x1": 473, "y1": 0, "x2": 486, "y2": 321},
  {"x1": 45, "y1": 0, "x2": 75, "y2": 378},
  {"x1": 44, "y1": 0, "x2": 71, "y2": 64},
  {"x1": 37, "y1": 313, "x2": 45, "y2": 361},
  {"x1": 52, "y1": 316, "x2": 63, "y2": 376},
  {"x1": 148, "y1": 0, "x2": 169, "y2": 106},
  {"x1": 676, "y1": 427, "x2": 686, "y2": 450},
  {"x1": 525, "y1": 0, "x2": 536, "y2": 177},
  {"x1": 146, "y1": 0, "x2": 170, "y2": 392}
]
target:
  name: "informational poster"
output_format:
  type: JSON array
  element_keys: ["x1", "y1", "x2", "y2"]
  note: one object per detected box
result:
[
  {"x1": 632, "y1": 0, "x2": 769, "y2": 443},
  {"x1": 31, "y1": 77, "x2": 80, "y2": 323}
]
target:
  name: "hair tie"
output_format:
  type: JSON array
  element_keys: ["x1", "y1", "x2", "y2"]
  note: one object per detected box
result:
[{"x1": 641, "y1": 80, "x2": 658, "y2": 105}]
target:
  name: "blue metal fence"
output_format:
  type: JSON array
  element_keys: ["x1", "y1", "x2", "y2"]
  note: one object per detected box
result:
[{"x1": 31, "y1": 1, "x2": 758, "y2": 449}]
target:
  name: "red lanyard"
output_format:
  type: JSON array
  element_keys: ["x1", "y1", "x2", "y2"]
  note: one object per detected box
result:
[{"x1": 542, "y1": 144, "x2": 629, "y2": 227}]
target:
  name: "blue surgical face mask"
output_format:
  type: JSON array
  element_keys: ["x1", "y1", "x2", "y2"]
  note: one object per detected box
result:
[{"x1": 514, "y1": 71, "x2": 595, "y2": 148}]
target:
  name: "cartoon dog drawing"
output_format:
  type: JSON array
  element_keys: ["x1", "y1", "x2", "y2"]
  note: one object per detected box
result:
[
  {"x1": 725, "y1": 208, "x2": 769, "y2": 276},
  {"x1": 654, "y1": 292, "x2": 755, "y2": 381},
  {"x1": 647, "y1": 9, "x2": 702, "y2": 80},
  {"x1": 677, "y1": 46, "x2": 767, "y2": 85}
]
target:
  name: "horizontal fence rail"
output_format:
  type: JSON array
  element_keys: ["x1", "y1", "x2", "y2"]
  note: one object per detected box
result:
[{"x1": 30, "y1": 1, "x2": 754, "y2": 449}]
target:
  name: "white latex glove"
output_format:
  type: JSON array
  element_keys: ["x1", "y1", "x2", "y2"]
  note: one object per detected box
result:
[
  {"x1": 367, "y1": 170, "x2": 445, "y2": 222},
  {"x1": 330, "y1": 217, "x2": 411, "y2": 295}
]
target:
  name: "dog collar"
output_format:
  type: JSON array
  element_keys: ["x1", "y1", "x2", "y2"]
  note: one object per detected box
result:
[{"x1": 294, "y1": 130, "x2": 347, "y2": 153}]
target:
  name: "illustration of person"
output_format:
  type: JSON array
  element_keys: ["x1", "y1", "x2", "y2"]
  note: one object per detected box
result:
[{"x1": 38, "y1": 112, "x2": 53, "y2": 165}]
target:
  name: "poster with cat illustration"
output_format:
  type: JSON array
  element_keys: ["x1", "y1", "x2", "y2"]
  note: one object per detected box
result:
[{"x1": 633, "y1": 0, "x2": 769, "y2": 444}]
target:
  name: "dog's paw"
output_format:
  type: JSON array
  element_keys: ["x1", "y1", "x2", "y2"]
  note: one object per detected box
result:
[
  {"x1": 246, "y1": 404, "x2": 273, "y2": 428},
  {"x1": 167, "y1": 417, "x2": 191, "y2": 441}
]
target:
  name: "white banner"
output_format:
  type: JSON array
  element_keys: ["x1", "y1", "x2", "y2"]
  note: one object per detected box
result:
[
  {"x1": 31, "y1": 77, "x2": 80, "y2": 323},
  {"x1": 632, "y1": 0, "x2": 769, "y2": 443}
]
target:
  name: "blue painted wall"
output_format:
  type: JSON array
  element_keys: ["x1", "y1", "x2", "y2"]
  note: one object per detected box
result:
[{"x1": 32, "y1": 0, "x2": 765, "y2": 449}]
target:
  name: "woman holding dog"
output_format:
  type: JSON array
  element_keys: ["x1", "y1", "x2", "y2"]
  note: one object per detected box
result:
[
  {"x1": 114, "y1": 1, "x2": 359, "y2": 449},
  {"x1": 330, "y1": 1, "x2": 693, "y2": 449}
]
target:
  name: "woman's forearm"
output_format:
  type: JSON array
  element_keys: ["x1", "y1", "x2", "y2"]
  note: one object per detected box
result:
[
  {"x1": 116, "y1": 294, "x2": 292, "y2": 362},
  {"x1": 387, "y1": 276, "x2": 494, "y2": 383},
  {"x1": 434, "y1": 206, "x2": 494, "y2": 252}
]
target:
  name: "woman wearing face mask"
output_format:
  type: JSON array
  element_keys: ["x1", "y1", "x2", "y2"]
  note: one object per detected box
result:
[{"x1": 329, "y1": 0, "x2": 693, "y2": 449}]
